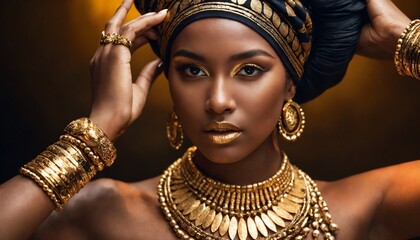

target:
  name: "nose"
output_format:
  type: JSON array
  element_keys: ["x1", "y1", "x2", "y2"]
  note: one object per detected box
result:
[{"x1": 205, "y1": 77, "x2": 236, "y2": 114}]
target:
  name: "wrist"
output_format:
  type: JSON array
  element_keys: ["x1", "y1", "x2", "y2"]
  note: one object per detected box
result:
[
  {"x1": 19, "y1": 118, "x2": 117, "y2": 210},
  {"x1": 89, "y1": 113, "x2": 125, "y2": 142},
  {"x1": 394, "y1": 19, "x2": 420, "y2": 80},
  {"x1": 390, "y1": 19, "x2": 411, "y2": 45}
]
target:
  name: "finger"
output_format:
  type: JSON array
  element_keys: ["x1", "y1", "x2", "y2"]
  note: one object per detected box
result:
[
  {"x1": 140, "y1": 12, "x2": 157, "y2": 18},
  {"x1": 126, "y1": 11, "x2": 157, "y2": 25},
  {"x1": 124, "y1": 10, "x2": 164, "y2": 29},
  {"x1": 104, "y1": 0, "x2": 134, "y2": 33},
  {"x1": 134, "y1": 59, "x2": 162, "y2": 93},
  {"x1": 131, "y1": 59, "x2": 163, "y2": 119},
  {"x1": 141, "y1": 28, "x2": 159, "y2": 40},
  {"x1": 130, "y1": 29, "x2": 159, "y2": 51},
  {"x1": 131, "y1": 36, "x2": 149, "y2": 51},
  {"x1": 135, "y1": 58, "x2": 163, "y2": 84},
  {"x1": 119, "y1": 9, "x2": 167, "y2": 39},
  {"x1": 112, "y1": 0, "x2": 133, "y2": 25}
]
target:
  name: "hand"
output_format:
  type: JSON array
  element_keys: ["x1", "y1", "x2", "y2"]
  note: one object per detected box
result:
[
  {"x1": 357, "y1": 0, "x2": 410, "y2": 59},
  {"x1": 89, "y1": 0, "x2": 167, "y2": 141}
]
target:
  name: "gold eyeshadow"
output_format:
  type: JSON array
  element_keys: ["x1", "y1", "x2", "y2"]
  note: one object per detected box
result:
[{"x1": 230, "y1": 63, "x2": 265, "y2": 77}]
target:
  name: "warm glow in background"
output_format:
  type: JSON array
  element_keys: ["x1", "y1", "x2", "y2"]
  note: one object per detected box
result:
[{"x1": 1, "y1": 0, "x2": 419, "y2": 183}]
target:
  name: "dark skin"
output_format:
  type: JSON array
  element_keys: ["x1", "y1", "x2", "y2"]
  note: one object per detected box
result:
[
  {"x1": 0, "y1": 0, "x2": 418, "y2": 239},
  {"x1": 169, "y1": 18, "x2": 293, "y2": 184}
]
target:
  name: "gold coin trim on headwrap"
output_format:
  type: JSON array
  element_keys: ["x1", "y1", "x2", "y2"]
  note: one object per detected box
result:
[
  {"x1": 162, "y1": 1, "x2": 306, "y2": 78},
  {"x1": 158, "y1": 146, "x2": 338, "y2": 239},
  {"x1": 135, "y1": 0, "x2": 312, "y2": 80}
]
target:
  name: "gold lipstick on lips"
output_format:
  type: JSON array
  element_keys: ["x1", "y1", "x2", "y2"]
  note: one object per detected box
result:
[{"x1": 204, "y1": 122, "x2": 242, "y2": 144}]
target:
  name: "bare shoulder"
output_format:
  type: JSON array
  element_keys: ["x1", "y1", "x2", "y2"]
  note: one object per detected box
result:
[
  {"x1": 316, "y1": 159, "x2": 420, "y2": 240},
  {"x1": 33, "y1": 177, "x2": 176, "y2": 240}
]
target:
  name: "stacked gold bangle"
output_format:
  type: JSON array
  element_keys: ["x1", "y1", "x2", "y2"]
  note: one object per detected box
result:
[
  {"x1": 394, "y1": 19, "x2": 420, "y2": 80},
  {"x1": 19, "y1": 118, "x2": 116, "y2": 211}
]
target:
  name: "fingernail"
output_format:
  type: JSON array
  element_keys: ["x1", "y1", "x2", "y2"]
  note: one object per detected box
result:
[
  {"x1": 157, "y1": 60, "x2": 164, "y2": 68},
  {"x1": 158, "y1": 9, "x2": 168, "y2": 14}
]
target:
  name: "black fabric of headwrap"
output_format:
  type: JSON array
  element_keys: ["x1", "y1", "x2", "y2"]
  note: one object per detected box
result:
[
  {"x1": 134, "y1": 0, "x2": 367, "y2": 103},
  {"x1": 294, "y1": 0, "x2": 367, "y2": 103},
  {"x1": 136, "y1": 0, "x2": 313, "y2": 85}
]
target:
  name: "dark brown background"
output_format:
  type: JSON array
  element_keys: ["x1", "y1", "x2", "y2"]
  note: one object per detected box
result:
[{"x1": 1, "y1": 0, "x2": 419, "y2": 183}]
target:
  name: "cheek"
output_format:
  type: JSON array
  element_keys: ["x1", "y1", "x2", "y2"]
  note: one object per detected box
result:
[
  {"x1": 168, "y1": 67, "x2": 288, "y2": 149},
  {"x1": 236, "y1": 76, "x2": 287, "y2": 128},
  {"x1": 168, "y1": 70, "x2": 193, "y2": 109},
  {"x1": 168, "y1": 74, "x2": 205, "y2": 131}
]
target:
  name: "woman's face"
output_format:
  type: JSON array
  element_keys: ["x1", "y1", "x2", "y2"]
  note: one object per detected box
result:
[{"x1": 168, "y1": 18, "x2": 295, "y2": 164}]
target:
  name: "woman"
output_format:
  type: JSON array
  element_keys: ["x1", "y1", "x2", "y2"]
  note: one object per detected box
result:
[{"x1": 0, "y1": 0, "x2": 419, "y2": 239}]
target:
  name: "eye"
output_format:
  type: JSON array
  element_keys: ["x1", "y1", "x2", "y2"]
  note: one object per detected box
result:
[
  {"x1": 235, "y1": 64, "x2": 265, "y2": 77},
  {"x1": 179, "y1": 65, "x2": 208, "y2": 77}
]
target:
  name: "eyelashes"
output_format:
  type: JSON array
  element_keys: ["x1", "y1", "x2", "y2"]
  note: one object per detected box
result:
[
  {"x1": 176, "y1": 64, "x2": 209, "y2": 77},
  {"x1": 231, "y1": 63, "x2": 265, "y2": 77},
  {"x1": 175, "y1": 63, "x2": 266, "y2": 78}
]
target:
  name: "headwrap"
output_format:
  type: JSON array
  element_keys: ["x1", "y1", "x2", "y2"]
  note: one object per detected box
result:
[{"x1": 135, "y1": 0, "x2": 367, "y2": 103}]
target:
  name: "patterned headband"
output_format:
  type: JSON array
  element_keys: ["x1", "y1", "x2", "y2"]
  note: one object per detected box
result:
[
  {"x1": 135, "y1": 0, "x2": 312, "y2": 83},
  {"x1": 135, "y1": 0, "x2": 367, "y2": 103}
]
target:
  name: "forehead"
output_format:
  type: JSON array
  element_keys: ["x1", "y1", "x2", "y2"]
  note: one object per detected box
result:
[{"x1": 170, "y1": 18, "x2": 277, "y2": 57}]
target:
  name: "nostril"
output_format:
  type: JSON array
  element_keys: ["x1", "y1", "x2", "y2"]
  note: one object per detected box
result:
[
  {"x1": 205, "y1": 80, "x2": 236, "y2": 114},
  {"x1": 206, "y1": 99, "x2": 234, "y2": 114}
]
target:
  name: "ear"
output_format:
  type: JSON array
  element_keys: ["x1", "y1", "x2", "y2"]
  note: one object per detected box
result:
[{"x1": 285, "y1": 78, "x2": 296, "y2": 100}]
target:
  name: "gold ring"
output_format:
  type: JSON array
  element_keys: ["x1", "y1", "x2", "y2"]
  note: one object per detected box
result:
[{"x1": 100, "y1": 31, "x2": 132, "y2": 48}]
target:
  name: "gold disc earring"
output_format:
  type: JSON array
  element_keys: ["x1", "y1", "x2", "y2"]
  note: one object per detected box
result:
[
  {"x1": 166, "y1": 111, "x2": 183, "y2": 150},
  {"x1": 278, "y1": 99, "x2": 305, "y2": 141}
]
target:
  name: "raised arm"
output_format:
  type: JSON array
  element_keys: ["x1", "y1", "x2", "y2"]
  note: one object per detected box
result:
[
  {"x1": 357, "y1": 0, "x2": 411, "y2": 59},
  {"x1": 356, "y1": 1, "x2": 420, "y2": 237},
  {"x1": 0, "y1": 0, "x2": 166, "y2": 238}
]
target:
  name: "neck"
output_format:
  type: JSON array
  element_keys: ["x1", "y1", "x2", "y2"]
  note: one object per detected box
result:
[{"x1": 193, "y1": 132, "x2": 283, "y2": 185}]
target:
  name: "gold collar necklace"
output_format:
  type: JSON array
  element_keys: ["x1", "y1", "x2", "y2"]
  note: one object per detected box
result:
[{"x1": 158, "y1": 147, "x2": 338, "y2": 239}]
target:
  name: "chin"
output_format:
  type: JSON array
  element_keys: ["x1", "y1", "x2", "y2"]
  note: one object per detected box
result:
[{"x1": 195, "y1": 142, "x2": 253, "y2": 164}]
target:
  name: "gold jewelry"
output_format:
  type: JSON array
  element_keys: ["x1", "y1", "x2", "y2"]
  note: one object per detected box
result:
[
  {"x1": 60, "y1": 134, "x2": 105, "y2": 171},
  {"x1": 166, "y1": 111, "x2": 184, "y2": 150},
  {"x1": 64, "y1": 118, "x2": 116, "y2": 167},
  {"x1": 20, "y1": 118, "x2": 114, "y2": 210},
  {"x1": 158, "y1": 146, "x2": 338, "y2": 240},
  {"x1": 394, "y1": 19, "x2": 420, "y2": 80},
  {"x1": 278, "y1": 99, "x2": 305, "y2": 141},
  {"x1": 135, "y1": 0, "x2": 313, "y2": 81},
  {"x1": 20, "y1": 140, "x2": 95, "y2": 210},
  {"x1": 19, "y1": 167, "x2": 63, "y2": 209},
  {"x1": 100, "y1": 31, "x2": 133, "y2": 48}
]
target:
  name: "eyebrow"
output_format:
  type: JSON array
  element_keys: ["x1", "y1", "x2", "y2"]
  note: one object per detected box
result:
[
  {"x1": 230, "y1": 49, "x2": 275, "y2": 61},
  {"x1": 173, "y1": 49, "x2": 275, "y2": 62},
  {"x1": 173, "y1": 50, "x2": 205, "y2": 61}
]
